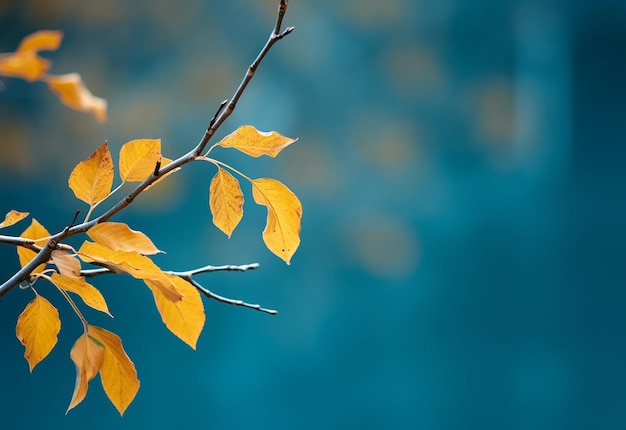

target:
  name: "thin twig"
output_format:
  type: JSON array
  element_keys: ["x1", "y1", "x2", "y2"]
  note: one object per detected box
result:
[
  {"x1": 168, "y1": 263, "x2": 260, "y2": 276},
  {"x1": 192, "y1": 0, "x2": 293, "y2": 156},
  {"x1": 185, "y1": 277, "x2": 277, "y2": 315},
  {"x1": 81, "y1": 262, "x2": 259, "y2": 278}
]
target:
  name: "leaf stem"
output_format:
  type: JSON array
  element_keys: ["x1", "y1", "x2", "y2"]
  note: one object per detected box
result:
[{"x1": 200, "y1": 157, "x2": 254, "y2": 184}]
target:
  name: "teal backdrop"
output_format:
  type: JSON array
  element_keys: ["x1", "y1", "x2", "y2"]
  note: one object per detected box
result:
[{"x1": 1, "y1": 0, "x2": 625, "y2": 429}]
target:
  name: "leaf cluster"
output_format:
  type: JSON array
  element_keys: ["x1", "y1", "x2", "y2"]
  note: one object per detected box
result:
[
  {"x1": 0, "y1": 0, "x2": 299, "y2": 415},
  {"x1": 0, "y1": 30, "x2": 106, "y2": 121}
]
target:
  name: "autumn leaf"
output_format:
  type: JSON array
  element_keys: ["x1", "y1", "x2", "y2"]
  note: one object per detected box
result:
[
  {"x1": 17, "y1": 218, "x2": 50, "y2": 274},
  {"x1": 68, "y1": 141, "x2": 114, "y2": 206},
  {"x1": 218, "y1": 125, "x2": 297, "y2": 158},
  {"x1": 87, "y1": 222, "x2": 162, "y2": 255},
  {"x1": 118, "y1": 139, "x2": 162, "y2": 182},
  {"x1": 0, "y1": 210, "x2": 29, "y2": 229},
  {"x1": 16, "y1": 295, "x2": 61, "y2": 372},
  {"x1": 78, "y1": 241, "x2": 182, "y2": 302},
  {"x1": 0, "y1": 30, "x2": 63, "y2": 82},
  {"x1": 88, "y1": 326, "x2": 139, "y2": 415},
  {"x1": 44, "y1": 73, "x2": 107, "y2": 122},
  {"x1": 51, "y1": 249, "x2": 81, "y2": 277},
  {"x1": 67, "y1": 332, "x2": 104, "y2": 413},
  {"x1": 251, "y1": 178, "x2": 302, "y2": 264},
  {"x1": 209, "y1": 167, "x2": 244, "y2": 238},
  {"x1": 50, "y1": 273, "x2": 112, "y2": 317},
  {"x1": 144, "y1": 274, "x2": 205, "y2": 349}
]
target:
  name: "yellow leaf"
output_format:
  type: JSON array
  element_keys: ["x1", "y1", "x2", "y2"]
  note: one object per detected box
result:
[
  {"x1": 144, "y1": 274, "x2": 205, "y2": 349},
  {"x1": 119, "y1": 139, "x2": 161, "y2": 182},
  {"x1": 50, "y1": 273, "x2": 112, "y2": 317},
  {"x1": 16, "y1": 30, "x2": 63, "y2": 54},
  {"x1": 0, "y1": 209, "x2": 29, "y2": 229},
  {"x1": 78, "y1": 241, "x2": 182, "y2": 302},
  {"x1": 44, "y1": 73, "x2": 107, "y2": 122},
  {"x1": 87, "y1": 222, "x2": 162, "y2": 255},
  {"x1": 209, "y1": 168, "x2": 244, "y2": 238},
  {"x1": 218, "y1": 125, "x2": 297, "y2": 158},
  {"x1": 68, "y1": 141, "x2": 114, "y2": 206},
  {"x1": 17, "y1": 218, "x2": 50, "y2": 274},
  {"x1": 16, "y1": 295, "x2": 61, "y2": 372},
  {"x1": 51, "y1": 249, "x2": 82, "y2": 277},
  {"x1": 67, "y1": 332, "x2": 104, "y2": 413},
  {"x1": 88, "y1": 325, "x2": 139, "y2": 415},
  {"x1": 0, "y1": 30, "x2": 62, "y2": 82},
  {"x1": 252, "y1": 178, "x2": 302, "y2": 264}
]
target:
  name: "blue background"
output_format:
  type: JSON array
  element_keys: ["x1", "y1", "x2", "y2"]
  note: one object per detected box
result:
[{"x1": 1, "y1": 0, "x2": 626, "y2": 429}]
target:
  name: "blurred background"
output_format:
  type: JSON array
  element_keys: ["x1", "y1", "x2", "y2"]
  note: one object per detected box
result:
[{"x1": 1, "y1": 0, "x2": 625, "y2": 428}]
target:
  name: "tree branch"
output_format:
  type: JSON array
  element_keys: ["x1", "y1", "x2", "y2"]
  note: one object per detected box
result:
[
  {"x1": 0, "y1": 235, "x2": 40, "y2": 253},
  {"x1": 0, "y1": 1, "x2": 294, "y2": 299},
  {"x1": 184, "y1": 276, "x2": 277, "y2": 315},
  {"x1": 80, "y1": 262, "x2": 260, "y2": 278},
  {"x1": 78, "y1": 263, "x2": 271, "y2": 314}
]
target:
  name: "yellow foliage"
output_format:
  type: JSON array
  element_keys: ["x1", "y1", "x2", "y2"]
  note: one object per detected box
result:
[
  {"x1": 4, "y1": 6, "x2": 301, "y2": 414},
  {"x1": 251, "y1": 178, "x2": 302, "y2": 264},
  {"x1": 87, "y1": 222, "x2": 162, "y2": 255},
  {"x1": 15, "y1": 295, "x2": 61, "y2": 372},
  {"x1": 145, "y1": 274, "x2": 205, "y2": 349},
  {"x1": 119, "y1": 139, "x2": 162, "y2": 182},
  {"x1": 50, "y1": 273, "x2": 112, "y2": 317},
  {"x1": 209, "y1": 167, "x2": 244, "y2": 238},
  {"x1": 218, "y1": 125, "x2": 297, "y2": 158},
  {"x1": 0, "y1": 30, "x2": 62, "y2": 82},
  {"x1": 78, "y1": 241, "x2": 182, "y2": 302},
  {"x1": 17, "y1": 218, "x2": 50, "y2": 274},
  {"x1": 68, "y1": 142, "x2": 114, "y2": 206},
  {"x1": 88, "y1": 326, "x2": 140, "y2": 415},
  {"x1": 0, "y1": 30, "x2": 106, "y2": 121},
  {"x1": 51, "y1": 250, "x2": 82, "y2": 277},
  {"x1": 67, "y1": 332, "x2": 104, "y2": 413},
  {"x1": 0, "y1": 210, "x2": 29, "y2": 229},
  {"x1": 45, "y1": 73, "x2": 107, "y2": 123}
]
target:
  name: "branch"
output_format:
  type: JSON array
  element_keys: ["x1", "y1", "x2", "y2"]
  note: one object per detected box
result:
[
  {"x1": 0, "y1": 2, "x2": 293, "y2": 298},
  {"x1": 0, "y1": 235, "x2": 41, "y2": 253},
  {"x1": 169, "y1": 263, "x2": 260, "y2": 276},
  {"x1": 192, "y1": 0, "x2": 294, "y2": 156},
  {"x1": 185, "y1": 277, "x2": 277, "y2": 315},
  {"x1": 80, "y1": 262, "x2": 260, "y2": 278}
]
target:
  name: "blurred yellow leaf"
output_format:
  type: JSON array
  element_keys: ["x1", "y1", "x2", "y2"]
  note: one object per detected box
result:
[
  {"x1": 218, "y1": 125, "x2": 297, "y2": 158},
  {"x1": 45, "y1": 73, "x2": 107, "y2": 122},
  {"x1": 51, "y1": 249, "x2": 81, "y2": 277},
  {"x1": 50, "y1": 273, "x2": 112, "y2": 317},
  {"x1": 0, "y1": 30, "x2": 62, "y2": 82},
  {"x1": 67, "y1": 332, "x2": 104, "y2": 413},
  {"x1": 78, "y1": 241, "x2": 182, "y2": 302},
  {"x1": 87, "y1": 222, "x2": 161, "y2": 255},
  {"x1": 68, "y1": 142, "x2": 114, "y2": 206},
  {"x1": 209, "y1": 167, "x2": 244, "y2": 238},
  {"x1": 252, "y1": 178, "x2": 302, "y2": 264},
  {"x1": 0, "y1": 209, "x2": 29, "y2": 229},
  {"x1": 17, "y1": 218, "x2": 50, "y2": 274},
  {"x1": 16, "y1": 295, "x2": 60, "y2": 372},
  {"x1": 144, "y1": 274, "x2": 205, "y2": 349},
  {"x1": 118, "y1": 139, "x2": 162, "y2": 182},
  {"x1": 88, "y1": 325, "x2": 139, "y2": 416}
]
